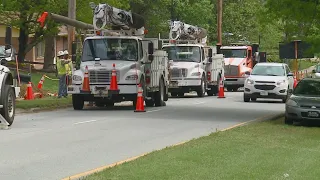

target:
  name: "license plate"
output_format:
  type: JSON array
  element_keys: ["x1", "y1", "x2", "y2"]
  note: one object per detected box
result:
[
  {"x1": 260, "y1": 91, "x2": 268, "y2": 96},
  {"x1": 308, "y1": 111, "x2": 319, "y2": 118}
]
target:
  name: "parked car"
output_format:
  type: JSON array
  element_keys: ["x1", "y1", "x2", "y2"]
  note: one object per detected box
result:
[
  {"x1": 311, "y1": 64, "x2": 320, "y2": 78},
  {"x1": 285, "y1": 78, "x2": 320, "y2": 125},
  {"x1": 243, "y1": 62, "x2": 294, "y2": 103}
]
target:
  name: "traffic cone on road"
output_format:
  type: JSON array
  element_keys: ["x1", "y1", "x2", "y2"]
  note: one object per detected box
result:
[
  {"x1": 25, "y1": 82, "x2": 34, "y2": 100},
  {"x1": 217, "y1": 77, "x2": 225, "y2": 98},
  {"x1": 81, "y1": 66, "x2": 90, "y2": 93},
  {"x1": 37, "y1": 75, "x2": 45, "y2": 89},
  {"x1": 109, "y1": 63, "x2": 120, "y2": 94},
  {"x1": 134, "y1": 84, "x2": 146, "y2": 112},
  {"x1": 293, "y1": 76, "x2": 298, "y2": 88}
]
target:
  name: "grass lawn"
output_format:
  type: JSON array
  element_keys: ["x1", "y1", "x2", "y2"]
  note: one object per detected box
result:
[
  {"x1": 16, "y1": 71, "x2": 72, "y2": 110},
  {"x1": 84, "y1": 117, "x2": 320, "y2": 180},
  {"x1": 16, "y1": 96, "x2": 72, "y2": 110},
  {"x1": 299, "y1": 60, "x2": 317, "y2": 71}
]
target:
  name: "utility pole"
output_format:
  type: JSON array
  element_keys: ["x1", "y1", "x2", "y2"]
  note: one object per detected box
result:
[
  {"x1": 68, "y1": 0, "x2": 76, "y2": 56},
  {"x1": 217, "y1": 0, "x2": 222, "y2": 53},
  {"x1": 171, "y1": 0, "x2": 174, "y2": 20}
]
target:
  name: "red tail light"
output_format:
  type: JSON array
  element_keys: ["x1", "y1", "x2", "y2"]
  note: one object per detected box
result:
[
  {"x1": 146, "y1": 77, "x2": 151, "y2": 84},
  {"x1": 207, "y1": 72, "x2": 211, "y2": 81}
]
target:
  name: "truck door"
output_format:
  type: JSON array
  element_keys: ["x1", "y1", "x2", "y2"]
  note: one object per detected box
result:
[{"x1": 247, "y1": 49, "x2": 253, "y2": 68}]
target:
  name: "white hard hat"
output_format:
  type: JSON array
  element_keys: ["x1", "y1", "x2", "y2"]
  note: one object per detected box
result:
[
  {"x1": 57, "y1": 51, "x2": 64, "y2": 57},
  {"x1": 63, "y1": 50, "x2": 69, "y2": 55}
]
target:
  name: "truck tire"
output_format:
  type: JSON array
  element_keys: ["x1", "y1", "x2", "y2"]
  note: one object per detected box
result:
[
  {"x1": 72, "y1": 94, "x2": 84, "y2": 110},
  {"x1": 197, "y1": 74, "x2": 206, "y2": 97},
  {"x1": 207, "y1": 75, "x2": 220, "y2": 96},
  {"x1": 0, "y1": 85, "x2": 15, "y2": 126},
  {"x1": 243, "y1": 94, "x2": 250, "y2": 102},
  {"x1": 164, "y1": 85, "x2": 169, "y2": 101},
  {"x1": 145, "y1": 99, "x2": 154, "y2": 107},
  {"x1": 155, "y1": 78, "x2": 165, "y2": 107}
]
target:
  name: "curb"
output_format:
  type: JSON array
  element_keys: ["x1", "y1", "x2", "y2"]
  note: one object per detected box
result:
[{"x1": 61, "y1": 113, "x2": 284, "y2": 180}]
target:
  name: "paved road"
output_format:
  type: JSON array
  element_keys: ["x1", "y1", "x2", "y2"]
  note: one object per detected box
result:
[{"x1": 0, "y1": 92, "x2": 284, "y2": 180}]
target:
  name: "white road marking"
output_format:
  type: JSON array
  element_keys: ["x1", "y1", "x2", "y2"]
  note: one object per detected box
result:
[
  {"x1": 74, "y1": 120, "x2": 98, "y2": 125},
  {"x1": 193, "y1": 101, "x2": 206, "y2": 105},
  {"x1": 146, "y1": 109, "x2": 163, "y2": 113}
]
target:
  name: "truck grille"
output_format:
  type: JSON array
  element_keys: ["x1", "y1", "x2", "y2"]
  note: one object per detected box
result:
[
  {"x1": 170, "y1": 68, "x2": 187, "y2": 78},
  {"x1": 254, "y1": 85, "x2": 276, "y2": 90},
  {"x1": 255, "y1": 81, "x2": 275, "y2": 84},
  {"x1": 224, "y1": 65, "x2": 238, "y2": 76},
  {"x1": 89, "y1": 70, "x2": 120, "y2": 84}
]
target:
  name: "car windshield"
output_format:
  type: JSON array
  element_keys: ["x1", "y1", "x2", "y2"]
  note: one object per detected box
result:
[
  {"x1": 251, "y1": 65, "x2": 285, "y2": 76},
  {"x1": 162, "y1": 46, "x2": 201, "y2": 62},
  {"x1": 82, "y1": 38, "x2": 138, "y2": 61},
  {"x1": 293, "y1": 80, "x2": 320, "y2": 96},
  {"x1": 316, "y1": 65, "x2": 320, "y2": 73},
  {"x1": 221, "y1": 49, "x2": 247, "y2": 58}
]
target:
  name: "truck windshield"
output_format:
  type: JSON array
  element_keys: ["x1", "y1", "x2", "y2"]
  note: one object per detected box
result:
[
  {"x1": 162, "y1": 46, "x2": 201, "y2": 62},
  {"x1": 82, "y1": 38, "x2": 138, "y2": 61},
  {"x1": 221, "y1": 49, "x2": 247, "y2": 58},
  {"x1": 251, "y1": 65, "x2": 285, "y2": 76},
  {"x1": 0, "y1": 46, "x2": 7, "y2": 57}
]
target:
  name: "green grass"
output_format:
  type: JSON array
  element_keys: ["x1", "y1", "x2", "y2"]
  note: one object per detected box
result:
[
  {"x1": 16, "y1": 96, "x2": 72, "y2": 110},
  {"x1": 298, "y1": 60, "x2": 317, "y2": 70},
  {"x1": 28, "y1": 72, "x2": 59, "y2": 93},
  {"x1": 84, "y1": 118, "x2": 320, "y2": 180}
]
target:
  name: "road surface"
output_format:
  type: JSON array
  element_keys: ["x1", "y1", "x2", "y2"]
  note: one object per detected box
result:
[{"x1": 0, "y1": 92, "x2": 284, "y2": 180}]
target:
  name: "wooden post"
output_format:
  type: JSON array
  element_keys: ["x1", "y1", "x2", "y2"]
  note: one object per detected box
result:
[
  {"x1": 68, "y1": 0, "x2": 76, "y2": 56},
  {"x1": 217, "y1": 0, "x2": 222, "y2": 45}
]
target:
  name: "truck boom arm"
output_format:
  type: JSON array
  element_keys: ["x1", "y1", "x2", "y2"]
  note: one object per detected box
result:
[{"x1": 37, "y1": 12, "x2": 94, "y2": 30}]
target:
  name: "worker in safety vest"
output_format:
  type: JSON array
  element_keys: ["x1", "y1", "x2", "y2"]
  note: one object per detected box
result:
[
  {"x1": 63, "y1": 50, "x2": 72, "y2": 86},
  {"x1": 56, "y1": 50, "x2": 71, "y2": 98}
]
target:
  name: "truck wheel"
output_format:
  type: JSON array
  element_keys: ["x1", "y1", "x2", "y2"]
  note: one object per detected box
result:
[
  {"x1": 145, "y1": 99, "x2": 154, "y2": 107},
  {"x1": 197, "y1": 74, "x2": 206, "y2": 97},
  {"x1": 72, "y1": 94, "x2": 84, "y2": 110},
  {"x1": 208, "y1": 75, "x2": 220, "y2": 96},
  {"x1": 105, "y1": 101, "x2": 115, "y2": 107},
  {"x1": 164, "y1": 85, "x2": 169, "y2": 101},
  {"x1": 207, "y1": 90, "x2": 214, "y2": 96},
  {"x1": 171, "y1": 92, "x2": 178, "y2": 97},
  {"x1": 0, "y1": 85, "x2": 15, "y2": 126},
  {"x1": 155, "y1": 78, "x2": 165, "y2": 107},
  {"x1": 243, "y1": 94, "x2": 250, "y2": 102}
]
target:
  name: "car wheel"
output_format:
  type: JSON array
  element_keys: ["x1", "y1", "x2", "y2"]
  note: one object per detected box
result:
[
  {"x1": 284, "y1": 116, "x2": 293, "y2": 125},
  {"x1": 243, "y1": 94, "x2": 250, "y2": 102},
  {"x1": 251, "y1": 97, "x2": 257, "y2": 102}
]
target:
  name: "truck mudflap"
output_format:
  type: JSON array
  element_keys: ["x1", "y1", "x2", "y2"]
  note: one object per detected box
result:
[
  {"x1": 13, "y1": 86, "x2": 20, "y2": 98},
  {"x1": 67, "y1": 84, "x2": 137, "y2": 96}
]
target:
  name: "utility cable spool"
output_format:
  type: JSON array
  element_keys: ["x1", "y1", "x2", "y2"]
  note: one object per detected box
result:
[{"x1": 168, "y1": 20, "x2": 208, "y2": 43}]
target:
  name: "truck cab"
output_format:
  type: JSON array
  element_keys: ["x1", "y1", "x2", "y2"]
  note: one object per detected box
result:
[
  {"x1": 162, "y1": 42, "x2": 209, "y2": 97},
  {"x1": 221, "y1": 44, "x2": 258, "y2": 91}
]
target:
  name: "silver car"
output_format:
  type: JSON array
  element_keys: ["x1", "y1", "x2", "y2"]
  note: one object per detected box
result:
[{"x1": 285, "y1": 78, "x2": 320, "y2": 125}]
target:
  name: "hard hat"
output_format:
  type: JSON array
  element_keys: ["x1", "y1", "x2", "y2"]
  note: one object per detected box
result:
[
  {"x1": 57, "y1": 51, "x2": 64, "y2": 57},
  {"x1": 63, "y1": 50, "x2": 69, "y2": 55}
]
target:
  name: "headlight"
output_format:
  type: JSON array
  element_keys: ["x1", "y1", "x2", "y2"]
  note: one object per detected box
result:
[
  {"x1": 72, "y1": 75, "x2": 82, "y2": 81},
  {"x1": 125, "y1": 75, "x2": 138, "y2": 80},
  {"x1": 191, "y1": 72, "x2": 201, "y2": 76},
  {"x1": 276, "y1": 80, "x2": 286, "y2": 86},
  {"x1": 286, "y1": 99, "x2": 299, "y2": 107},
  {"x1": 246, "y1": 79, "x2": 254, "y2": 85}
]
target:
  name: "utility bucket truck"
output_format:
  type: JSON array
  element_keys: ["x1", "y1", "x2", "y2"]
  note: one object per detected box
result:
[
  {"x1": 0, "y1": 26, "x2": 21, "y2": 127},
  {"x1": 160, "y1": 20, "x2": 224, "y2": 97},
  {"x1": 220, "y1": 42, "x2": 261, "y2": 92},
  {"x1": 40, "y1": 3, "x2": 169, "y2": 109}
]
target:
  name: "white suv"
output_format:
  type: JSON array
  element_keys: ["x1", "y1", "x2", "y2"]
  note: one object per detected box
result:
[{"x1": 243, "y1": 62, "x2": 294, "y2": 103}]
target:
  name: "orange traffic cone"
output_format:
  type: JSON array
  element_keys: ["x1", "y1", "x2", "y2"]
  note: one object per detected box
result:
[
  {"x1": 217, "y1": 77, "x2": 225, "y2": 98},
  {"x1": 80, "y1": 66, "x2": 90, "y2": 93},
  {"x1": 37, "y1": 75, "x2": 45, "y2": 89},
  {"x1": 134, "y1": 84, "x2": 146, "y2": 112},
  {"x1": 25, "y1": 82, "x2": 34, "y2": 100},
  {"x1": 109, "y1": 63, "x2": 120, "y2": 94}
]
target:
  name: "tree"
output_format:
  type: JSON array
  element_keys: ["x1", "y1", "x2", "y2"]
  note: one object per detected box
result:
[{"x1": 0, "y1": 0, "x2": 67, "y2": 63}]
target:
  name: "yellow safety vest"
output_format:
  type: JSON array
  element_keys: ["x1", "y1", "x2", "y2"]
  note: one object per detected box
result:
[
  {"x1": 57, "y1": 57, "x2": 67, "y2": 75},
  {"x1": 65, "y1": 60, "x2": 72, "y2": 75}
]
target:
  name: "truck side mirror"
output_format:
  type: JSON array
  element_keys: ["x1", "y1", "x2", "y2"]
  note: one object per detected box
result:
[
  {"x1": 148, "y1": 42, "x2": 154, "y2": 55},
  {"x1": 71, "y1": 41, "x2": 77, "y2": 62},
  {"x1": 208, "y1": 49, "x2": 213, "y2": 57}
]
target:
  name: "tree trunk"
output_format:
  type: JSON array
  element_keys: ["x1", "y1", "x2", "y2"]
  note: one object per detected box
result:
[
  {"x1": 17, "y1": 25, "x2": 29, "y2": 62},
  {"x1": 43, "y1": 35, "x2": 55, "y2": 71}
]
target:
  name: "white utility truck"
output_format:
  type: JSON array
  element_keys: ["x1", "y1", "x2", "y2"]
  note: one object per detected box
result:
[
  {"x1": 160, "y1": 20, "x2": 224, "y2": 97},
  {"x1": 0, "y1": 26, "x2": 21, "y2": 127},
  {"x1": 66, "y1": 2, "x2": 169, "y2": 109}
]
